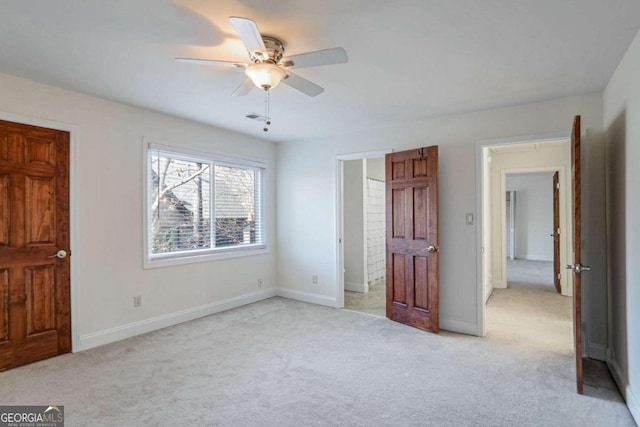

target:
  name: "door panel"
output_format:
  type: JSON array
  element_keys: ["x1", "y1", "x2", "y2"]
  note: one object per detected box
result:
[
  {"x1": 0, "y1": 269, "x2": 7, "y2": 342},
  {"x1": 26, "y1": 176, "x2": 57, "y2": 245},
  {"x1": 571, "y1": 115, "x2": 583, "y2": 394},
  {"x1": 0, "y1": 119, "x2": 70, "y2": 371},
  {"x1": 413, "y1": 257, "x2": 429, "y2": 309},
  {"x1": 0, "y1": 175, "x2": 8, "y2": 245},
  {"x1": 553, "y1": 172, "x2": 561, "y2": 293},
  {"x1": 26, "y1": 265, "x2": 57, "y2": 335},
  {"x1": 392, "y1": 253, "x2": 407, "y2": 304},
  {"x1": 386, "y1": 146, "x2": 439, "y2": 333}
]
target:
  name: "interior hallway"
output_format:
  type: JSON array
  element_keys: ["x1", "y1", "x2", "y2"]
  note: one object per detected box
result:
[
  {"x1": 486, "y1": 259, "x2": 572, "y2": 353},
  {"x1": 487, "y1": 259, "x2": 622, "y2": 400}
]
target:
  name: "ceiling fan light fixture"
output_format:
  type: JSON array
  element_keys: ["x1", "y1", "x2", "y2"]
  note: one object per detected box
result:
[{"x1": 245, "y1": 63, "x2": 286, "y2": 90}]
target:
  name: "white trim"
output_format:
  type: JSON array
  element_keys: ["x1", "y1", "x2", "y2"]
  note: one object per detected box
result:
[
  {"x1": 441, "y1": 318, "x2": 479, "y2": 336},
  {"x1": 519, "y1": 254, "x2": 554, "y2": 262},
  {"x1": 335, "y1": 149, "x2": 391, "y2": 310},
  {"x1": 492, "y1": 280, "x2": 506, "y2": 289},
  {"x1": 476, "y1": 132, "x2": 569, "y2": 147},
  {"x1": 78, "y1": 289, "x2": 277, "y2": 351},
  {"x1": 498, "y1": 164, "x2": 572, "y2": 296},
  {"x1": 336, "y1": 149, "x2": 392, "y2": 161},
  {"x1": 336, "y1": 159, "x2": 345, "y2": 308},
  {"x1": 484, "y1": 287, "x2": 493, "y2": 304},
  {"x1": 0, "y1": 110, "x2": 81, "y2": 353},
  {"x1": 147, "y1": 140, "x2": 267, "y2": 168},
  {"x1": 145, "y1": 248, "x2": 270, "y2": 269},
  {"x1": 475, "y1": 132, "x2": 570, "y2": 338},
  {"x1": 586, "y1": 342, "x2": 606, "y2": 361},
  {"x1": 607, "y1": 351, "x2": 640, "y2": 424},
  {"x1": 277, "y1": 288, "x2": 338, "y2": 307},
  {"x1": 475, "y1": 141, "x2": 486, "y2": 336},
  {"x1": 345, "y1": 281, "x2": 369, "y2": 293},
  {"x1": 142, "y1": 138, "x2": 269, "y2": 269}
]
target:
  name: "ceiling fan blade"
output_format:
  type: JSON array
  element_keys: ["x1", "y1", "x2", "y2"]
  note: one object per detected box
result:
[
  {"x1": 231, "y1": 77, "x2": 255, "y2": 96},
  {"x1": 282, "y1": 71, "x2": 324, "y2": 97},
  {"x1": 176, "y1": 57, "x2": 246, "y2": 68},
  {"x1": 282, "y1": 47, "x2": 348, "y2": 69},
  {"x1": 229, "y1": 16, "x2": 267, "y2": 58}
]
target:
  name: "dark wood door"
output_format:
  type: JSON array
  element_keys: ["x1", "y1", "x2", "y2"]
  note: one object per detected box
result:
[
  {"x1": 553, "y1": 171, "x2": 561, "y2": 293},
  {"x1": 0, "y1": 119, "x2": 71, "y2": 371},
  {"x1": 385, "y1": 146, "x2": 439, "y2": 333},
  {"x1": 570, "y1": 115, "x2": 584, "y2": 394}
]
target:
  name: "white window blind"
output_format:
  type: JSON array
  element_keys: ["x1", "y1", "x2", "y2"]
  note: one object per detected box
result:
[{"x1": 147, "y1": 145, "x2": 265, "y2": 261}]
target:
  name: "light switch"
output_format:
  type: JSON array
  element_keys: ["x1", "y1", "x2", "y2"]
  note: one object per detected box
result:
[{"x1": 465, "y1": 213, "x2": 474, "y2": 225}]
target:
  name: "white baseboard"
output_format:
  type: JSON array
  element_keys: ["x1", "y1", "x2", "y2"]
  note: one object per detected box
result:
[
  {"x1": 586, "y1": 341, "x2": 606, "y2": 361},
  {"x1": 607, "y1": 349, "x2": 640, "y2": 425},
  {"x1": 492, "y1": 280, "x2": 506, "y2": 289},
  {"x1": 276, "y1": 288, "x2": 337, "y2": 307},
  {"x1": 441, "y1": 317, "x2": 479, "y2": 336},
  {"x1": 78, "y1": 288, "x2": 277, "y2": 351},
  {"x1": 345, "y1": 281, "x2": 368, "y2": 293},
  {"x1": 484, "y1": 285, "x2": 493, "y2": 304},
  {"x1": 519, "y1": 254, "x2": 553, "y2": 262}
]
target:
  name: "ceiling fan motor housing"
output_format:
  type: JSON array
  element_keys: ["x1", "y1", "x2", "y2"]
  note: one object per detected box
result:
[{"x1": 250, "y1": 36, "x2": 285, "y2": 64}]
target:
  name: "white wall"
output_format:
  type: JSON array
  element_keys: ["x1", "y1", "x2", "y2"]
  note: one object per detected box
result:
[
  {"x1": 506, "y1": 173, "x2": 554, "y2": 261},
  {"x1": 277, "y1": 92, "x2": 603, "y2": 336},
  {"x1": 366, "y1": 177, "x2": 385, "y2": 284},
  {"x1": 343, "y1": 159, "x2": 367, "y2": 292},
  {"x1": 603, "y1": 29, "x2": 640, "y2": 424},
  {"x1": 486, "y1": 141, "x2": 573, "y2": 297},
  {"x1": 366, "y1": 157, "x2": 385, "y2": 181},
  {"x1": 0, "y1": 72, "x2": 277, "y2": 351},
  {"x1": 365, "y1": 157, "x2": 386, "y2": 284}
]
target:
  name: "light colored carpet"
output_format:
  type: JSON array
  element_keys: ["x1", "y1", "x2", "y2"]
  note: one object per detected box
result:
[
  {"x1": 344, "y1": 279, "x2": 386, "y2": 317},
  {"x1": 486, "y1": 260, "x2": 573, "y2": 354},
  {"x1": 0, "y1": 297, "x2": 634, "y2": 426}
]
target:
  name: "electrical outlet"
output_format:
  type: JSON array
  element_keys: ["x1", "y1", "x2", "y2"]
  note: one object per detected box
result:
[
  {"x1": 257, "y1": 278, "x2": 263, "y2": 287},
  {"x1": 312, "y1": 274, "x2": 318, "y2": 284},
  {"x1": 133, "y1": 295, "x2": 142, "y2": 307}
]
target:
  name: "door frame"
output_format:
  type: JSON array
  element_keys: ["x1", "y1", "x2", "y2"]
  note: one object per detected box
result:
[
  {"x1": 335, "y1": 149, "x2": 392, "y2": 309},
  {"x1": 0, "y1": 110, "x2": 80, "y2": 352},
  {"x1": 498, "y1": 166, "x2": 572, "y2": 295},
  {"x1": 474, "y1": 132, "x2": 569, "y2": 337}
]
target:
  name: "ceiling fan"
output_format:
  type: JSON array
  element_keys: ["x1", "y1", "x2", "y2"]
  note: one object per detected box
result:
[{"x1": 176, "y1": 16, "x2": 349, "y2": 98}]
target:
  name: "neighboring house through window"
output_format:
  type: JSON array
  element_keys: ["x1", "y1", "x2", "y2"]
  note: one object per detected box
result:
[{"x1": 144, "y1": 143, "x2": 266, "y2": 267}]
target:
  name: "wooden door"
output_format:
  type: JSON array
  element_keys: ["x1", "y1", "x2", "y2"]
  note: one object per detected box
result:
[
  {"x1": 553, "y1": 172, "x2": 561, "y2": 293},
  {"x1": 570, "y1": 115, "x2": 584, "y2": 394},
  {"x1": 0, "y1": 120, "x2": 71, "y2": 371},
  {"x1": 385, "y1": 146, "x2": 439, "y2": 333}
]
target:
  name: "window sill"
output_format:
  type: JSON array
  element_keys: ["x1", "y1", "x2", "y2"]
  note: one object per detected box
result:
[{"x1": 143, "y1": 246, "x2": 269, "y2": 269}]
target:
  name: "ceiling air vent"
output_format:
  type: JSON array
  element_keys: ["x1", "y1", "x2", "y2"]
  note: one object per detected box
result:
[{"x1": 245, "y1": 113, "x2": 265, "y2": 121}]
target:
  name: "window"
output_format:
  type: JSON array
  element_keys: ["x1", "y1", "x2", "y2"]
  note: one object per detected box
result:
[{"x1": 145, "y1": 143, "x2": 266, "y2": 265}]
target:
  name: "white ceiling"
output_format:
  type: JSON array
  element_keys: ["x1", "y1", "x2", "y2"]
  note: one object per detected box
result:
[{"x1": 0, "y1": 1, "x2": 638, "y2": 143}]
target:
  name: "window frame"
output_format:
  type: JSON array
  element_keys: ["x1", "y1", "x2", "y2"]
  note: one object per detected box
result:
[{"x1": 143, "y1": 140, "x2": 268, "y2": 269}]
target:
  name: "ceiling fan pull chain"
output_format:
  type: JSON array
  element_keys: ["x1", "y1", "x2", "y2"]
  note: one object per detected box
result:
[{"x1": 263, "y1": 88, "x2": 272, "y2": 132}]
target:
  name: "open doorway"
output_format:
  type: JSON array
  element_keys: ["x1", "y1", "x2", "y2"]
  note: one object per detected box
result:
[
  {"x1": 488, "y1": 171, "x2": 572, "y2": 353},
  {"x1": 339, "y1": 156, "x2": 386, "y2": 317},
  {"x1": 480, "y1": 139, "x2": 574, "y2": 354}
]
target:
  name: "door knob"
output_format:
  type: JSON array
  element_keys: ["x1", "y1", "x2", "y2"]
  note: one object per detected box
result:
[
  {"x1": 49, "y1": 250, "x2": 67, "y2": 259},
  {"x1": 566, "y1": 264, "x2": 590, "y2": 273},
  {"x1": 427, "y1": 245, "x2": 439, "y2": 253}
]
